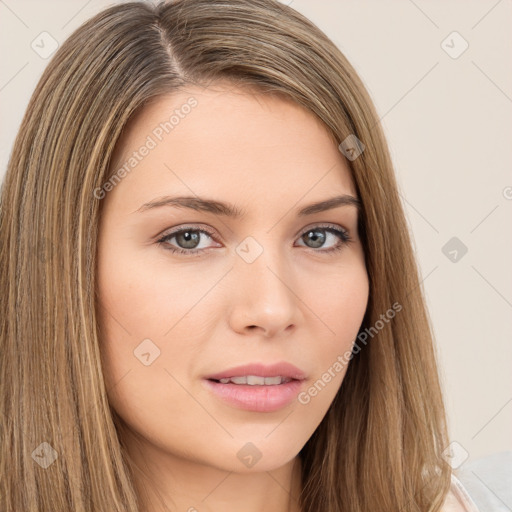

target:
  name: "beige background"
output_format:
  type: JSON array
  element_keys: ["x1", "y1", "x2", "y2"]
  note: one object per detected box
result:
[{"x1": 1, "y1": 0, "x2": 511, "y2": 465}]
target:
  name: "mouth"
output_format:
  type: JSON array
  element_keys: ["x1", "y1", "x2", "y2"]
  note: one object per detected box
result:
[
  {"x1": 204, "y1": 361, "x2": 307, "y2": 382},
  {"x1": 202, "y1": 362, "x2": 306, "y2": 412},
  {"x1": 208, "y1": 375, "x2": 295, "y2": 385}
]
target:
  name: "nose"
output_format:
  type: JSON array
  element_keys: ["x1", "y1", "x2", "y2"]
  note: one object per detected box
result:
[{"x1": 228, "y1": 244, "x2": 302, "y2": 338}]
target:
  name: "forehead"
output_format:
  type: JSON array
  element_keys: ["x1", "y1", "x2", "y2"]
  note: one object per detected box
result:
[{"x1": 106, "y1": 83, "x2": 357, "y2": 214}]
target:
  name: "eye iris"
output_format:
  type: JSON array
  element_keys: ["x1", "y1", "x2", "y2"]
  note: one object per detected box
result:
[
  {"x1": 303, "y1": 229, "x2": 326, "y2": 248},
  {"x1": 177, "y1": 230, "x2": 200, "y2": 249}
]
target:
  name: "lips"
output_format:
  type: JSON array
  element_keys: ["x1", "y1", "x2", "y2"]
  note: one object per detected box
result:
[
  {"x1": 202, "y1": 362, "x2": 307, "y2": 412},
  {"x1": 205, "y1": 362, "x2": 307, "y2": 382}
]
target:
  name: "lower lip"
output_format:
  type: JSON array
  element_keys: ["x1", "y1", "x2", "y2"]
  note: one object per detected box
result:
[{"x1": 202, "y1": 379, "x2": 304, "y2": 412}]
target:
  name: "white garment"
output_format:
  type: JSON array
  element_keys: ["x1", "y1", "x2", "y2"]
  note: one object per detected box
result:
[
  {"x1": 442, "y1": 473, "x2": 481, "y2": 512},
  {"x1": 454, "y1": 451, "x2": 512, "y2": 512}
]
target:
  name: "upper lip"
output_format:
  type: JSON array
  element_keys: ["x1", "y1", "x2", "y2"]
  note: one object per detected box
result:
[{"x1": 205, "y1": 362, "x2": 307, "y2": 381}]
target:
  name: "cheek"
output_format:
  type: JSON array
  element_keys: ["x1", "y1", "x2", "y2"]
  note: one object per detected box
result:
[
  {"x1": 96, "y1": 248, "x2": 207, "y2": 455},
  {"x1": 97, "y1": 239, "x2": 208, "y2": 350},
  {"x1": 308, "y1": 255, "x2": 369, "y2": 342},
  {"x1": 330, "y1": 268, "x2": 369, "y2": 345},
  {"x1": 96, "y1": 240, "x2": 223, "y2": 424},
  {"x1": 302, "y1": 258, "x2": 369, "y2": 393}
]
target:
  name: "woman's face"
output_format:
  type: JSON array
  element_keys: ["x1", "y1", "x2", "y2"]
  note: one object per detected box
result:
[{"x1": 97, "y1": 82, "x2": 369, "y2": 475}]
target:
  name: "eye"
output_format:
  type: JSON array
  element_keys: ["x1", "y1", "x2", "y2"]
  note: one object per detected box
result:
[
  {"x1": 157, "y1": 226, "x2": 219, "y2": 256},
  {"x1": 156, "y1": 223, "x2": 352, "y2": 256},
  {"x1": 295, "y1": 224, "x2": 352, "y2": 254}
]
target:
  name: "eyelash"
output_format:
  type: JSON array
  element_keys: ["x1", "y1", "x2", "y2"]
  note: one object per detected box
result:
[{"x1": 156, "y1": 223, "x2": 352, "y2": 257}]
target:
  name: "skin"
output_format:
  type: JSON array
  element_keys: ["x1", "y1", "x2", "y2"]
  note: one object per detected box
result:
[{"x1": 96, "y1": 81, "x2": 369, "y2": 512}]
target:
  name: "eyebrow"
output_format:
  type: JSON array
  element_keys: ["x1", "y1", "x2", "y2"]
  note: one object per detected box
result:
[{"x1": 133, "y1": 194, "x2": 361, "y2": 217}]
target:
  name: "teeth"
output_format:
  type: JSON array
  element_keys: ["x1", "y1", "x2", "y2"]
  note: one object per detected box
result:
[
  {"x1": 231, "y1": 376, "x2": 249, "y2": 385},
  {"x1": 216, "y1": 375, "x2": 291, "y2": 385},
  {"x1": 263, "y1": 376, "x2": 283, "y2": 385},
  {"x1": 247, "y1": 375, "x2": 265, "y2": 385}
]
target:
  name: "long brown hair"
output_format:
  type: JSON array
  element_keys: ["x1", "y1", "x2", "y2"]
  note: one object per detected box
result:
[{"x1": 0, "y1": 0, "x2": 452, "y2": 510}]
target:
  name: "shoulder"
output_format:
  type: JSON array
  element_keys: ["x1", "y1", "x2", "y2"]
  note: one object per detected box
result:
[{"x1": 440, "y1": 474, "x2": 480, "y2": 512}]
